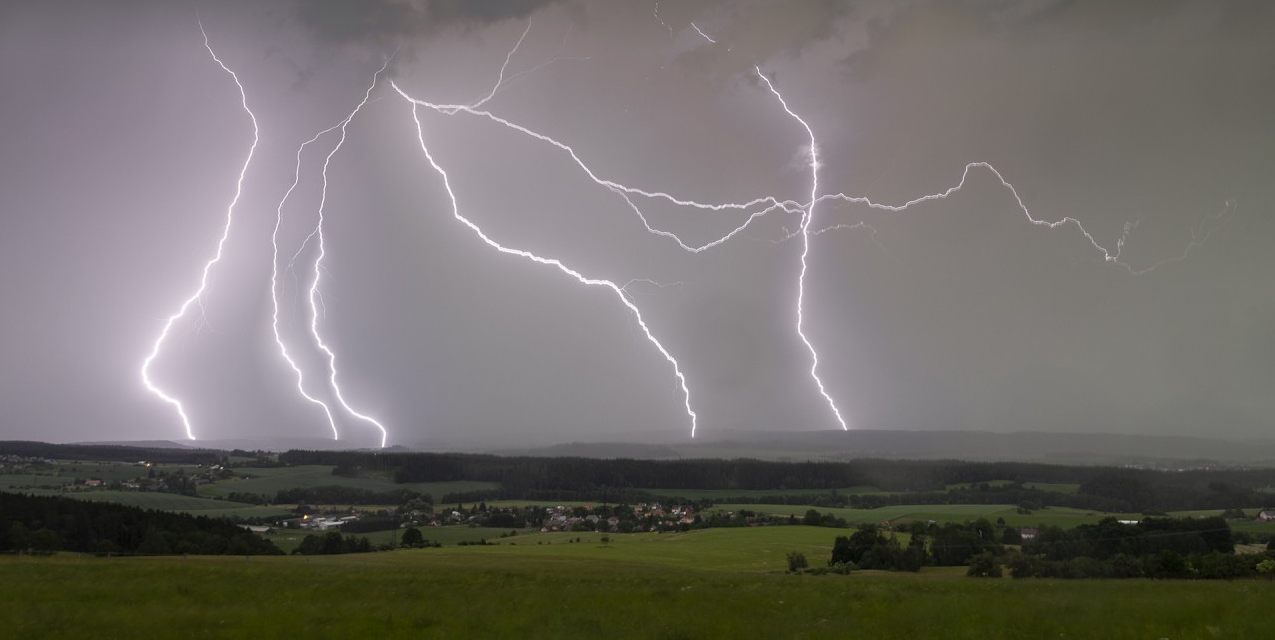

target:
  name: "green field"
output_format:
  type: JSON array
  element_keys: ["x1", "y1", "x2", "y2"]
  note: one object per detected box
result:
[
  {"x1": 5, "y1": 527, "x2": 1273, "y2": 640},
  {"x1": 197, "y1": 465, "x2": 496, "y2": 500},
  {"x1": 268, "y1": 525, "x2": 530, "y2": 553},
  {"x1": 0, "y1": 474, "x2": 77, "y2": 489}
]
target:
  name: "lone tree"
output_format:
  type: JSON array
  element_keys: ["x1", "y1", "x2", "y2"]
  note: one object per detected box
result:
[
  {"x1": 786, "y1": 551, "x2": 809, "y2": 573},
  {"x1": 967, "y1": 552, "x2": 1002, "y2": 578},
  {"x1": 400, "y1": 527, "x2": 424, "y2": 548}
]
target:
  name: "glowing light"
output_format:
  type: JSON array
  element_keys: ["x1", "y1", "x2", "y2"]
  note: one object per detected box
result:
[{"x1": 140, "y1": 21, "x2": 258, "y2": 440}]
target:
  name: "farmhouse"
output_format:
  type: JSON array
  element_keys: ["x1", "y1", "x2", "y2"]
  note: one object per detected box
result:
[
  {"x1": 1020, "y1": 527, "x2": 1038, "y2": 541},
  {"x1": 1257, "y1": 510, "x2": 1275, "y2": 522}
]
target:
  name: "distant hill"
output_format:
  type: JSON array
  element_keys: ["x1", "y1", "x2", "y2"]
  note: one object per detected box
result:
[
  {"x1": 488, "y1": 429, "x2": 1275, "y2": 467},
  {"x1": 75, "y1": 440, "x2": 191, "y2": 449},
  {"x1": 32, "y1": 428, "x2": 1275, "y2": 467},
  {"x1": 669, "y1": 429, "x2": 1275, "y2": 466},
  {"x1": 490, "y1": 442, "x2": 682, "y2": 459}
]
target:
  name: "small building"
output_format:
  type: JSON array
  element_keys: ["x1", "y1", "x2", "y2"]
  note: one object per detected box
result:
[
  {"x1": 83, "y1": 478, "x2": 102, "y2": 487},
  {"x1": 1020, "y1": 527, "x2": 1038, "y2": 541},
  {"x1": 1257, "y1": 510, "x2": 1275, "y2": 522}
]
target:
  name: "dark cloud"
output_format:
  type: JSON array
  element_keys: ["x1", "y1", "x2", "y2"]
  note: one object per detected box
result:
[{"x1": 295, "y1": 0, "x2": 567, "y2": 42}]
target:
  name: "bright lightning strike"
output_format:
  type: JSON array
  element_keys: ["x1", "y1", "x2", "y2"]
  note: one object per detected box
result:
[
  {"x1": 754, "y1": 68, "x2": 849, "y2": 431},
  {"x1": 296, "y1": 61, "x2": 394, "y2": 449},
  {"x1": 270, "y1": 58, "x2": 392, "y2": 446},
  {"x1": 393, "y1": 81, "x2": 700, "y2": 437},
  {"x1": 271, "y1": 124, "x2": 344, "y2": 441},
  {"x1": 140, "y1": 22, "x2": 258, "y2": 441},
  {"x1": 810, "y1": 162, "x2": 1235, "y2": 277},
  {"x1": 691, "y1": 23, "x2": 717, "y2": 44}
]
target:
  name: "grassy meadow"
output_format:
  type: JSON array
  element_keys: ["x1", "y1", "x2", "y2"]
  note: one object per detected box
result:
[{"x1": 5, "y1": 526, "x2": 1273, "y2": 640}]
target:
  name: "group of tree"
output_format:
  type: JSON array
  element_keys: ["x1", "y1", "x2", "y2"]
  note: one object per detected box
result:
[
  {"x1": 0, "y1": 491, "x2": 281, "y2": 556},
  {"x1": 830, "y1": 525, "x2": 928, "y2": 572},
  {"x1": 0, "y1": 441, "x2": 221, "y2": 465},
  {"x1": 971, "y1": 516, "x2": 1275, "y2": 580},
  {"x1": 293, "y1": 531, "x2": 373, "y2": 555}
]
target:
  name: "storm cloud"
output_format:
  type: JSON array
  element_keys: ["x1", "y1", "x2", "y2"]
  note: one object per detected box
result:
[{"x1": 0, "y1": 0, "x2": 1270, "y2": 448}]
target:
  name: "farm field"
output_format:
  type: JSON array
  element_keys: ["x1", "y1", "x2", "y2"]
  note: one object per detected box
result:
[
  {"x1": 4, "y1": 532, "x2": 1273, "y2": 640},
  {"x1": 268, "y1": 525, "x2": 529, "y2": 554},
  {"x1": 196, "y1": 465, "x2": 497, "y2": 500}
]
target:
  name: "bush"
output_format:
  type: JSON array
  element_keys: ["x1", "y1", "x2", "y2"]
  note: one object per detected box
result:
[
  {"x1": 786, "y1": 551, "x2": 808, "y2": 572},
  {"x1": 967, "y1": 552, "x2": 1002, "y2": 578}
]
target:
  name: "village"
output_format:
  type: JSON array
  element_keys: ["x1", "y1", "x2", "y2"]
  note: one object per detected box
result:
[{"x1": 275, "y1": 502, "x2": 715, "y2": 535}]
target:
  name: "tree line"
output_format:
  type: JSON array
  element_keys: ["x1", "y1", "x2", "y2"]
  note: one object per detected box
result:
[
  {"x1": 278, "y1": 449, "x2": 1275, "y2": 513},
  {"x1": 0, "y1": 492, "x2": 282, "y2": 556}
]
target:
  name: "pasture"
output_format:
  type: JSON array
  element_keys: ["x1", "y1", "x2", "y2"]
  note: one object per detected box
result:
[{"x1": 4, "y1": 530, "x2": 1273, "y2": 640}]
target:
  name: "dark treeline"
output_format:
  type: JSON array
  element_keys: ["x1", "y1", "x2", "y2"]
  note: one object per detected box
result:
[
  {"x1": 0, "y1": 492, "x2": 282, "y2": 556},
  {"x1": 1026, "y1": 517, "x2": 1233, "y2": 561},
  {"x1": 1002, "y1": 516, "x2": 1275, "y2": 580},
  {"x1": 0, "y1": 441, "x2": 222, "y2": 465},
  {"x1": 280, "y1": 450, "x2": 1275, "y2": 512},
  {"x1": 293, "y1": 531, "x2": 373, "y2": 555}
]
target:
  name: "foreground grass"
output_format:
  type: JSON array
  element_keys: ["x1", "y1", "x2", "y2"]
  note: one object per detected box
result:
[{"x1": 4, "y1": 538, "x2": 1273, "y2": 639}]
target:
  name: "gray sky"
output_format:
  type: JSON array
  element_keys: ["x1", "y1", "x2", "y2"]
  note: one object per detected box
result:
[{"x1": 1, "y1": 0, "x2": 1271, "y2": 448}]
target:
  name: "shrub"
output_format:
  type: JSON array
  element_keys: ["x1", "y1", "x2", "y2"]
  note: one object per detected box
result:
[{"x1": 967, "y1": 552, "x2": 1002, "y2": 578}]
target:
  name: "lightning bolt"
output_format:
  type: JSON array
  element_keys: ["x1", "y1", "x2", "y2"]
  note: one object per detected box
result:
[
  {"x1": 810, "y1": 162, "x2": 1234, "y2": 276},
  {"x1": 271, "y1": 124, "x2": 344, "y2": 440},
  {"x1": 140, "y1": 21, "x2": 258, "y2": 441},
  {"x1": 393, "y1": 82, "x2": 699, "y2": 437},
  {"x1": 654, "y1": 3, "x2": 674, "y2": 40},
  {"x1": 691, "y1": 23, "x2": 717, "y2": 44},
  {"x1": 292, "y1": 61, "x2": 394, "y2": 448},
  {"x1": 269, "y1": 58, "x2": 391, "y2": 445},
  {"x1": 754, "y1": 68, "x2": 849, "y2": 430}
]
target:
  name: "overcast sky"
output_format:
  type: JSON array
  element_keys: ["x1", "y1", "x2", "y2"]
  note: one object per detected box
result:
[{"x1": 1, "y1": 0, "x2": 1271, "y2": 448}]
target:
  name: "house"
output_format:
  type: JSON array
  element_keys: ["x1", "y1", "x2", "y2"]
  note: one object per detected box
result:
[
  {"x1": 1257, "y1": 510, "x2": 1275, "y2": 522},
  {"x1": 83, "y1": 478, "x2": 102, "y2": 487},
  {"x1": 1020, "y1": 527, "x2": 1038, "y2": 541}
]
